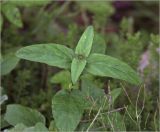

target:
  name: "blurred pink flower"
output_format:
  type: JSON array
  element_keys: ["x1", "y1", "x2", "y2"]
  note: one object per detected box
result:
[{"x1": 138, "y1": 51, "x2": 149, "y2": 73}]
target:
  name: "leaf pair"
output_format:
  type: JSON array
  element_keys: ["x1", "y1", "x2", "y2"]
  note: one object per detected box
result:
[
  {"x1": 16, "y1": 26, "x2": 141, "y2": 85},
  {"x1": 71, "y1": 26, "x2": 94, "y2": 84}
]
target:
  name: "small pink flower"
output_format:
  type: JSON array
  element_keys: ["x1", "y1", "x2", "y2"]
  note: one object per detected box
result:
[{"x1": 138, "y1": 51, "x2": 149, "y2": 73}]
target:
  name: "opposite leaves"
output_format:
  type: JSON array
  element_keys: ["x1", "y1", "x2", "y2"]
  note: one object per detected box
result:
[
  {"x1": 16, "y1": 26, "x2": 141, "y2": 85},
  {"x1": 16, "y1": 44, "x2": 74, "y2": 69},
  {"x1": 86, "y1": 53, "x2": 141, "y2": 85},
  {"x1": 71, "y1": 26, "x2": 94, "y2": 84}
]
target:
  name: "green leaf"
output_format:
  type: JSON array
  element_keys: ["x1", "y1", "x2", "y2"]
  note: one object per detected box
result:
[
  {"x1": 81, "y1": 79, "x2": 105, "y2": 109},
  {"x1": 78, "y1": 1, "x2": 114, "y2": 16},
  {"x1": 52, "y1": 90, "x2": 86, "y2": 131},
  {"x1": 1, "y1": 52, "x2": 20, "y2": 76},
  {"x1": 4, "y1": 104, "x2": 46, "y2": 127},
  {"x1": 86, "y1": 53, "x2": 141, "y2": 85},
  {"x1": 110, "y1": 88, "x2": 122, "y2": 103},
  {"x1": 81, "y1": 79, "x2": 122, "y2": 110},
  {"x1": 16, "y1": 44, "x2": 74, "y2": 69},
  {"x1": 91, "y1": 33, "x2": 106, "y2": 54},
  {"x1": 50, "y1": 70, "x2": 71, "y2": 89},
  {"x1": 75, "y1": 26, "x2": 94, "y2": 57},
  {"x1": 24, "y1": 122, "x2": 48, "y2": 132},
  {"x1": 2, "y1": 4, "x2": 23, "y2": 28},
  {"x1": 9, "y1": 123, "x2": 27, "y2": 132},
  {"x1": 50, "y1": 70, "x2": 78, "y2": 89},
  {"x1": 9, "y1": 123, "x2": 48, "y2": 132},
  {"x1": 71, "y1": 58, "x2": 86, "y2": 84}
]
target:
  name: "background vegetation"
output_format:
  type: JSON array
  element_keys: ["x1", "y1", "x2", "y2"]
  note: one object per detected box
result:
[{"x1": 1, "y1": 0, "x2": 159, "y2": 131}]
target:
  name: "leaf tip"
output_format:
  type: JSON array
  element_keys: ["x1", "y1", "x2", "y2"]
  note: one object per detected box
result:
[{"x1": 87, "y1": 25, "x2": 94, "y2": 32}]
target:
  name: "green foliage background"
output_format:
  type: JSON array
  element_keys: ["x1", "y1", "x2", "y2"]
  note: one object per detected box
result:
[{"x1": 1, "y1": 0, "x2": 159, "y2": 131}]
